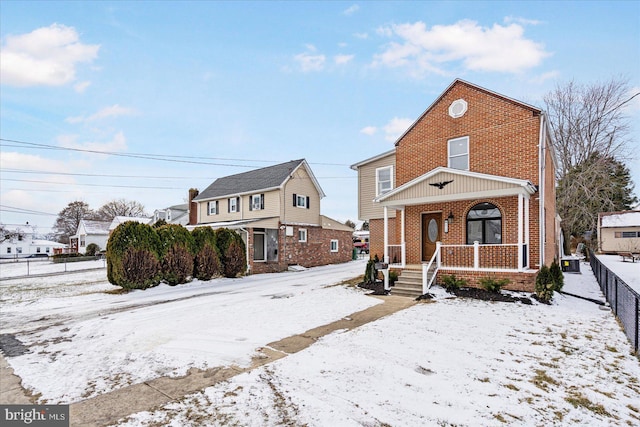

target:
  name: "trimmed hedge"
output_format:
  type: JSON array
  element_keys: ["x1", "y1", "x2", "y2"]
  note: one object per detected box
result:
[
  {"x1": 215, "y1": 228, "x2": 246, "y2": 278},
  {"x1": 192, "y1": 227, "x2": 222, "y2": 281},
  {"x1": 156, "y1": 224, "x2": 195, "y2": 286},
  {"x1": 107, "y1": 221, "x2": 162, "y2": 289}
]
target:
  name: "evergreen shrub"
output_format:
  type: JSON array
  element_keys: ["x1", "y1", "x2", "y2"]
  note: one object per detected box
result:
[
  {"x1": 156, "y1": 224, "x2": 195, "y2": 285},
  {"x1": 479, "y1": 276, "x2": 510, "y2": 293},
  {"x1": 192, "y1": 227, "x2": 222, "y2": 280},
  {"x1": 107, "y1": 221, "x2": 162, "y2": 289},
  {"x1": 441, "y1": 274, "x2": 467, "y2": 292},
  {"x1": 215, "y1": 228, "x2": 247, "y2": 278},
  {"x1": 85, "y1": 243, "x2": 100, "y2": 256},
  {"x1": 549, "y1": 260, "x2": 564, "y2": 292},
  {"x1": 535, "y1": 265, "x2": 554, "y2": 303}
]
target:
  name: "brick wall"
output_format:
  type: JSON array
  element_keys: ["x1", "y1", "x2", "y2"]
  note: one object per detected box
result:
[
  {"x1": 249, "y1": 225, "x2": 353, "y2": 274},
  {"x1": 437, "y1": 269, "x2": 537, "y2": 292}
]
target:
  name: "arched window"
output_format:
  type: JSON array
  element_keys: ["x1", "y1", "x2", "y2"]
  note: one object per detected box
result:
[{"x1": 466, "y1": 202, "x2": 502, "y2": 244}]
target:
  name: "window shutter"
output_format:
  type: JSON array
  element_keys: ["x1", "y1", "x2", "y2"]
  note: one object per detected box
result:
[
  {"x1": 228, "y1": 199, "x2": 231, "y2": 213},
  {"x1": 215, "y1": 201, "x2": 218, "y2": 214},
  {"x1": 293, "y1": 193, "x2": 297, "y2": 207},
  {"x1": 207, "y1": 201, "x2": 211, "y2": 214},
  {"x1": 260, "y1": 194, "x2": 264, "y2": 210},
  {"x1": 249, "y1": 196, "x2": 253, "y2": 211},
  {"x1": 236, "y1": 197, "x2": 240, "y2": 211},
  {"x1": 306, "y1": 196, "x2": 310, "y2": 209}
]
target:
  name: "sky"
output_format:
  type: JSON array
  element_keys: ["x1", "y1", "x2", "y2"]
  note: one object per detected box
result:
[{"x1": 1, "y1": 1, "x2": 639, "y2": 235}]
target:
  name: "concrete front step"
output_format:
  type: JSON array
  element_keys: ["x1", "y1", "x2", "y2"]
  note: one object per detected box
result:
[{"x1": 392, "y1": 269, "x2": 423, "y2": 297}]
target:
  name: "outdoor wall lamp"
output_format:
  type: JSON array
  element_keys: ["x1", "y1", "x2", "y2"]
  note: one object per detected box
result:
[{"x1": 447, "y1": 211, "x2": 454, "y2": 223}]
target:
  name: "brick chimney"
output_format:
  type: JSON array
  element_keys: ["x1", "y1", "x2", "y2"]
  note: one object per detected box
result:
[{"x1": 188, "y1": 188, "x2": 199, "y2": 225}]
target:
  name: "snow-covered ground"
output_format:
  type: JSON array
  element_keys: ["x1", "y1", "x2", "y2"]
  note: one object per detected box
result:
[
  {"x1": 117, "y1": 264, "x2": 640, "y2": 427},
  {"x1": 594, "y1": 253, "x2": 640, "y2": 294},
  {"x1": 2, "y1": 259, "x2": 639, "y2": 426},
  {"x1": 0, "y1": 260, "x2": 376, "y2": 403},
  {"x1": 0, "y1": 258, "x2": 106, "y2": 279}
]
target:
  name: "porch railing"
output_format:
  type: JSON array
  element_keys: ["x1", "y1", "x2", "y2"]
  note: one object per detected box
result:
[
  {"x1": 440, "y1": 242, "x2": 522, "y2": 271},
  {"x1": 387, "y1": 243, "x2": 405, "y2": 267}
]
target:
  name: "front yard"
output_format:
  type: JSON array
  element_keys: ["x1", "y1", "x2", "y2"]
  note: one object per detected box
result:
[{"x1": 1, "y1": 259, "x2": 639, "y2": 426}]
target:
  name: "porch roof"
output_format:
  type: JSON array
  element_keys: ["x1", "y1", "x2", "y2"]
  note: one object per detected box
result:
[{"x1": 374, "y1": 167, "x2": 537, "y2": 209}]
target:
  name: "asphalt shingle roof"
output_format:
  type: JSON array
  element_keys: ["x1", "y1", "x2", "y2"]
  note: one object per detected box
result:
[{"x1": 193, "y1": 159, "x2": 305, "y2": 201}]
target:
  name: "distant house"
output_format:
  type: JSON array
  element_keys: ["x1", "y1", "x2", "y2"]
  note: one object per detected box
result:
[
  {"x1": 108, "y1": 216, "x2": 152, "y2": 232},
  {"x1": 598, "y1": 211, "x2": 640, "y2": 254},
  {"x1": 152, "y1": 204, "x2": 189, "y2": 226},
  {"x1": 1, "y1": 223, "x2": 66, "y2": 259},
  {"x1": 351, "y1": 79, "x2": 559, "y2": 295},
  {"x1": 70, "y1": 220, "x2": 111, "y2": 254},
  {"x1": 189, "y1": 159, "x2": 353, "y2": 274}
]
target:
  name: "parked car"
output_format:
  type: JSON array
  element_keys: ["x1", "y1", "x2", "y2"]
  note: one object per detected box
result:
[{"x1": 353, "y1": 237, "x2": 369, "y2": 254}]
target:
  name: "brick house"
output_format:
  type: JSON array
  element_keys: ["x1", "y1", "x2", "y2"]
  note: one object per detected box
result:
[
  {"x1": 351, "y1": 79, "x2": 560, "y2": 295},
  {"x1": 189, "y1": 159, "x2": 353, "y2": 274}
]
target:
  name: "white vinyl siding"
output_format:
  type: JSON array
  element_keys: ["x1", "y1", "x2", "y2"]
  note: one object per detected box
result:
[{"x1": 208, "y1": 201, "x2": 219, "y2": 215}]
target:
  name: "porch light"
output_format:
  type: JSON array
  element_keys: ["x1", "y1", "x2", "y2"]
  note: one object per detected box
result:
[{"x1": 447, "y1": 211, "x2": 454, "y2": 223}]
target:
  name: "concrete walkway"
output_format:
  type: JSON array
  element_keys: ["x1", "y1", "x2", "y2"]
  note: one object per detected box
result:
[{"x1": 1, "y1": 294, "x2": 418, "y2": 427}]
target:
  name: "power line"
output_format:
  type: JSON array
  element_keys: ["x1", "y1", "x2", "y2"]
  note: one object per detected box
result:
[
  {"x1": 1, "y1": 178, "x2": 184, "y2": 190},
  {"x1": 0, "y1": 205, "x2": 57, "y2": 216},
  {"x1": 0, "y1": 138, "x2": 352, "y2": 167}
]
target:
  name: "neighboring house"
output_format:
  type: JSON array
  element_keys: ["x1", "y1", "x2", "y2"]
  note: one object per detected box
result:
[
  {"x1": 1, "y1": 223, "x2": 66, "y2": 259},
  {"x1": 152, "y1": 204, "x2": 189, "y2": 226},
  {"x1": 351, "y1": 79, "x2": 559, "y2": 295},
  {"x1": 598, "y1": 211, "x2": 640, "y2": 254},
  {"x1": 70, "y1": 220, "x2": 111, "y2": 254},
  {"x1": 108, "y1": 216, "x2": 152, "y2": 232},
  {"x1": 189, "y1": 159, "x2": 353, "y2": 273}
]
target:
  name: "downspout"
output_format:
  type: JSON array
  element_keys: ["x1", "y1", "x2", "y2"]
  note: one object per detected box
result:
[
  {"x1": 538, "y1": 113, "x2": 546, "y2": 268},
  {"x1": 239, "y1": 227, "x2": 250, "y2": 274}
]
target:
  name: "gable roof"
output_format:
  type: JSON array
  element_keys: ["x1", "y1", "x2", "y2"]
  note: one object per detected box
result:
[
  {"x1": 81, "y1": 220, "x2": 111, "y2": 235},
  {"x1": 394, "y1": 79, "x2": 542, "y2": 147},
  {"x1": 375, "y1": 167, "x2": 538, "y2": 208},
  {"x1": 350, "y1": 149, "x2": 395, "y2": 170},
  {"x1": 193, "y1": 159, "x2": 325, "y2": 201}
]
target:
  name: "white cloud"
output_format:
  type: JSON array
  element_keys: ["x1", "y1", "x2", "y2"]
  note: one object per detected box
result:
[
  {"x1": 372, "y1": 20, "x2": 550, "y2": 76},
  {"x1": 66, "y1": 105, "x2": 137, "y2": 124},
  {"x1": 57, "y1": 131, "x2": 127, "y2": 153},
  {"x1": 354, "y1": 32, "x2": 369, "y2": 40},
  {"x1": 529, "y1": 70, "x2": 560, "y2": 85},
  {"x1": 360, "y1": 126, "x2": 377, "y2": 136},
  {"x1": 504, "y1": 16, "x2": 543, "y2": 26},
  {"x1": 74, "y1": 81, "x2": 91, "y2": 93},
  {"x1": 343, "y1": 4, "x2": 360, "y2": 16},
  {"x1": 383, "y1": 117, "x2": 413, "y2": 141},
  {"x1": 334, "y1": 54, "x2": 354, "y2": 65},
  {"x1": 0, "y1": 23, "x2": 99, "y2": 87},
  {"x1": 294, "y1": 51, "x2": 326, "y2": 72}
]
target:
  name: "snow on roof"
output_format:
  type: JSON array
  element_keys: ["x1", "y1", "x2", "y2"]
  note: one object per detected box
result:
[
  {"x1": 600, "y1": 211, "x2": 640, "y2": 228},
  {"x1": 31, "y1": 239, "x2": 66, "y2": 247},
  {"x1": 109, "y1": 216, "x2": 152, "y2": 230},
  {"x1": 82, "y1": 220, "x2": 111, "y2": 235}
]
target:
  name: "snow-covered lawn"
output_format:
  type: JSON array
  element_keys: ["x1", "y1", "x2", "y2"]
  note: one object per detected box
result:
[
  {"x1": 1, "y1": 260, "x2": 377, "y2": 403},
  {"x1": 0, "y1": 258, "x2": 106, "y2": 279},
  {"x1": 118, "y1": 264, "x2": 640, "y2": 427},
  {"x1": 594, "y1": 253, "x2": 640, "y2": 294}
]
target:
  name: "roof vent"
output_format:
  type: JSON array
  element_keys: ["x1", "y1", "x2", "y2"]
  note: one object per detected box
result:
[{"x1": 448, "y1": 99, "x2": 468, "y2": 118}]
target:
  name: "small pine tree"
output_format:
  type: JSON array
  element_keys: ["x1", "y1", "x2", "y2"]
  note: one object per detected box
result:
[
  {"x1": 107, "y1": 221, "x2": 162, "y2": 289},
  {"x1": 192, "y1": 227, "x2": 222, "y2": 281},
  {"x1": 535, "y1": 265, "x2": 554, "y2": 303},
  {"x1": 364, "y1": 259, "x2": 377, "y2": 284},
  {"x1": 549, "y1": 260, "x2": 564, "y2": 292},
  {"x1": 156, "y1": 224, "x2": 195, "y2": 285}
]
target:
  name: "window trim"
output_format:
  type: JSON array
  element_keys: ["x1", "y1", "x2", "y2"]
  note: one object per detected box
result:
[
  {"x1": 330, "y1": 239, "x2": 339, "y2": 252},
  {"x1": 298, "y1": 228, "x2": 307, "y2": 242},
  {"x1": 466, "y1": 202, "x2": 502, "y2": 245},
  {"x1": 253, "y1": 230, "x2": 266, "y2": 262},
  {"x1": 293, "y1": 193, "x2": 310, "y2": 209},
  {"x1": 375, "y1": 165, "x2": 393, "y2": 196},
  {"x1": 250, "y1": 194, "x2": 264, "y2": 211},
  {"x1": 448, "y1": 136, "x2": 469, "y2": 171},
  {"x1": 229, "y1": 197, "x2": 239, "y2": 213},
  {"x1": 208, "y1": 200, "x2": 218, "y2": 215}
]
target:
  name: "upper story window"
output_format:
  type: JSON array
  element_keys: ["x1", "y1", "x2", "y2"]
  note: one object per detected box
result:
[
  {"x1": 208, "y1": 201, "x2": 219, "y2": 215},
  {"x1": 376, "y1": 166, "x2": 393, "y2": 196},
  {"x1": 448, "y1": 136, "x2": 469, "y2": 170},
  {"x1": 250, "y1": 194, "x2": 264, "y2": 211},
  {"x1": 228, "y1": 197, "x2": 239, "y2": 213},
  {"x1": 293, "y1": 194, "x2": 310, "y2": 209},
  {"x1": 466, "y1": 202, "x2": 502, "y2": 244}
]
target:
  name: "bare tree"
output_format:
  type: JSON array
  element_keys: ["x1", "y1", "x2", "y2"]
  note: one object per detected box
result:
[
  {"x1": 344, "y1": 219, "x2": 356, "y2": 229},
  {"x1": 53, "y1": 201, "x2": 96, "y2": 244},
  {"x1": 544, "y1": 76, "x2": 639, "y2": 179},
  {"x1": 95, "y1": 199, "x2": 148, "y2": 222}
]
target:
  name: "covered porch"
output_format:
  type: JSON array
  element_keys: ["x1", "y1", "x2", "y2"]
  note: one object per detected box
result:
[{"x1": 375, "y1": 167, "x2": 538, "y2": 293}]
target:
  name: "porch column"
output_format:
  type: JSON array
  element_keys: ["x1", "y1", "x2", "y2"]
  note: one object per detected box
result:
[
  {"x1": 401, "y1": 208, "x2": 406, "y2": 266},
  {"x1": 518, "y1": 193, "x2": 524, "y2": 271},
  {"x1": 383, "y1": 206, "x2": 389, "y2": 264},
  {"x1": 524, "y1": 195, "x2": 530, "y2": 269}
]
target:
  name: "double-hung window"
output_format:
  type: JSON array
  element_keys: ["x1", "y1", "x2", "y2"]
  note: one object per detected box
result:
[
  {"x1": 228, "y1": 197, "x2": 239, "y2": 213},
  {"x1": 448, "y1": 136, "x2": 469, "y2": 170},
  {"x1": 376, "y1": 166, "x2": 393, "y2": 196},
  {"x1": 208, "y1": 201, "x2": 219, "y2": 215},
  {"x1": 298, "y1": 229, "x2": 307, "y2": 242},
  {"x1": 330, "y1": 239, "x2": 339, "y2": 252},
  {"x1": 293, "y1": 194, "x2": 310, "y2": 209},
  {"x1": 250, "y1": 194, "x2": 264, "y2": 211}
]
